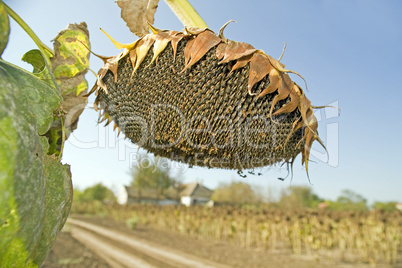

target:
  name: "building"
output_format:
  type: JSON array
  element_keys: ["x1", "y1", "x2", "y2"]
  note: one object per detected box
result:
[
  {"x1": 118, "y1": 186, "x2": 180, "y2": 205},
  {"x1": 118, "y1": 182, "x2": 213, "y2": 206},
  {"x1": 178, "y1": 182, "x2": 213, "y2": 207}
]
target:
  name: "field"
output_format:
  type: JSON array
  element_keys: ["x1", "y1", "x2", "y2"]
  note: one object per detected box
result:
[
  {"x1": 70, "y1": 203, "x2": 402, "y2": 267},
  {"x1": 41, "y1": 215, "x2": 346, "y2": 268}
]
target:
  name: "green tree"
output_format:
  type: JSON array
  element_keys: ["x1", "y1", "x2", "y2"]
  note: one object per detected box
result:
[
  {"x1": 372, "y1": 201, "x2": 397, "y2": 212},
  {"x1": 73, "y1": 189, "x2": 83, "y2": 203},
  {"x1": 211, "y1": 181, "x2": 260, "y2": 205},
  {"x1": 129, "y1": 155, "x2": 177, "y2": 198},
  {"x1": 329, "y1": 189, "x2": 368, "y2": 211},
  {"x1": 81, "y1": 183, "x2": 115, "y2": 203},
  {"x1": 278, "y1": 186, "x2": 322, "y2": 209}
]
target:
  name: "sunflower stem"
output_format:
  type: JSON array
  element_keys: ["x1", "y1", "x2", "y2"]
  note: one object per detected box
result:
[
  {"x1": 164, "y1": 0, "x2": 208, "y2": 28},
  {"x1": 3, "y1": 3, "x2": 53, "y2": 63},
  {"x1": 58, "y1": 116, "x2": 66, "y2": 161}
]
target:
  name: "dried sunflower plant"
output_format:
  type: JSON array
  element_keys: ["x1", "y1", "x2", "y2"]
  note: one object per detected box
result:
[
  {"x1": 0, "y1": 0, "x2": 337, "y2": 266},
  {"x1": 90, "y1": 0, "x2": 337, "y2": 175}
]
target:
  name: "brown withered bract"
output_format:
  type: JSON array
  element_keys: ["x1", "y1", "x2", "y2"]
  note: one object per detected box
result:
[{"x1": 88, "y1": 23, "x2": 324, "y2": 173}]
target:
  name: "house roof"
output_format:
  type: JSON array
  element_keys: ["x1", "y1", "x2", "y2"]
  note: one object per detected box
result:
[
  {"x1": 179, "y1": 182, "x2": 213, "y2": 198},
  {"x1": 124, "y1": 186, "x2": 179, "y2": 200},
  {"x1": 125, "y1": 182, "x2": 213, "y2": 200},
  {"x1": 179, "y1": 182, "x2": 199, "y2": 196}
]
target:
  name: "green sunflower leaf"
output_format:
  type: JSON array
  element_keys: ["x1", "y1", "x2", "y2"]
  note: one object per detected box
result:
[
  {"x1": 0, "y1": 59, "x2": 72, "y2": 267},
  {"x1": 0, "y1": 0, "x2": 9, "y2": 56}
]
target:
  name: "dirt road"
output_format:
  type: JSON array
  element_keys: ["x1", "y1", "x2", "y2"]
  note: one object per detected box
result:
[
  {"x1": 68, "y1": 218, "x2": 230, "y2": 268},
  {"x1": 43, "y1": 216, "x2": 398, "y2": 268}
]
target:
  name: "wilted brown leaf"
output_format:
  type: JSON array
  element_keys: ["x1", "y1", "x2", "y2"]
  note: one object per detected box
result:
[
  {"x1": 273, "y1": 91, "x2": 299, "y2": 115},
  {"x1": 217, "y1": 41, "x2": 255, "y2": 64},
  {"x1": 132, "y1": 34, "x2": 157, "y2": 72},
  {"x1": 51, "y1": 22, "x2": 90, "y2": 131},
  {"x1": 117, "y1": 0, "x2": 159, "y2": 37},
  {"x1": 170, "y1": 31, "x2": 184, "y2": 60},
  {"x1": 182, "y1": 30, "x2": 221, "y2": 72},
  {"x1": 247, "y1": 53, "x2": 272, "y2": 94}
]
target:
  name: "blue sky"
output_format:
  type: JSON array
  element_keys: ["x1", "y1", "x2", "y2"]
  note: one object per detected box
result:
[{"x1": 3, "y1": 0, "x2": 402, "y2": 204}]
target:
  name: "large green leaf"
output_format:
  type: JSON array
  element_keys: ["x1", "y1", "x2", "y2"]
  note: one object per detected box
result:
[
  {"x1": 0, "y1": 60, "x2": 72, "y2": 267},
  {"x1": 31, "y1": 155, "x2": 72, "y2": 264},
  {"x1": 0, "y1": 0, "x2": 9, "y2": 56},
  {"x1": 0, "y1": 61, "x2": 45, "y2": 267},
  {"x1": 0, "y1": 60, "x2": 62, "y2": 135}
]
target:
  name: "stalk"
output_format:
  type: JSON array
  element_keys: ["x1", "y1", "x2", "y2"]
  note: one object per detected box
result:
[
  {"x1": 164, "y1": 0, "x2": 208, "y2": 28},
  {"x1": 4, "y1": 3, "x2": 66, "y2": 158},
  {"x1": 59, "y1": 116, "x2": 65, "y2": 161},
  {"x1": 3, "y1": 3, "x2": 60, "y2": 92},
  {"x1": 3, "y1": 3, "x2": 53, "y2": 63}
]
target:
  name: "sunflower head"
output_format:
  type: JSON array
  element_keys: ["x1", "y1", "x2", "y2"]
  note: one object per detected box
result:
[{"x1": 89, "y1": 23, "x2": 324, "y2": 174}]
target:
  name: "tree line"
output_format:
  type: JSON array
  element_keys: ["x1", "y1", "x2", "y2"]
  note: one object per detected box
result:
[
  {"x1": 74, "y1": 181, "x2": 399, "y2": 212},
  {"x1": 73, "y1": 155, "x2": 399, "y2": 211},
  {"x1": 215, "y1": 182, "x2": 401, "y2": 211}
]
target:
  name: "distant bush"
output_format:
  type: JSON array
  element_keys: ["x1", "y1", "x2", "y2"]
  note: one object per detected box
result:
[
  {"x1": 327, "y1": 189, "x2": 368, "y2": 211},
  {"x1": 211, "y1": 181, "x2": 261, "y2": 205},
  {"x1": 373, "y1": 201, "x2": 398, "y2": 212},
  {"x1": 126, "y1": 215, "x2": 140, "y2": 229},
  {"x1": 74, "y1": 183, "x2": 116, "y2": 203}
]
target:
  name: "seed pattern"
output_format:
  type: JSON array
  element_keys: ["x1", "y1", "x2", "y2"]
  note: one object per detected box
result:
[
  {"x1": 90, "y1": 26, "x2": 325, "y2": 172},
  {"x1": 97, "y1": 38, "x2": 304, "y2": 170}
]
